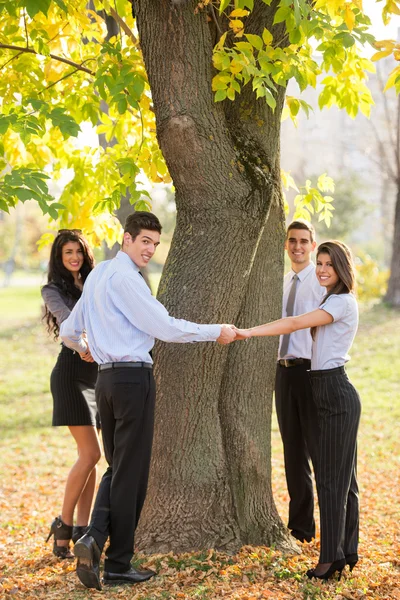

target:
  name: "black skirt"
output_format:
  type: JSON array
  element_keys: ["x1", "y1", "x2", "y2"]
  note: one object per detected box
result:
[{"x1": 51, "y1": 344, "x2": 98, "y2": 427}]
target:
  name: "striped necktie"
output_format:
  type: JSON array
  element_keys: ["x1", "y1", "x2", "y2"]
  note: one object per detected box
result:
[{"x1": 280, "y1": 274, "x2": 298, "y2": 358}]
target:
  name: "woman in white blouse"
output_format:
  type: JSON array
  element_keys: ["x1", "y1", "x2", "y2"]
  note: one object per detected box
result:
[{"x1": 236, "y1": 240, "x2": 361, "y2": 581}]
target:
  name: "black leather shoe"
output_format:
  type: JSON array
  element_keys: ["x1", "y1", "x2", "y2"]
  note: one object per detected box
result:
[
  {"x1": 291, "y1": 530, "x2": 313, "y2": 543},
  {"x1": 74, "y1": 534, "x2": 102, "y2": 590},
  {"x1": 103, "y1": 566, "x2": 156, "y2": 585},
  {"x1": 72, "y1": 525, "x2": 88, "y2": 545}
]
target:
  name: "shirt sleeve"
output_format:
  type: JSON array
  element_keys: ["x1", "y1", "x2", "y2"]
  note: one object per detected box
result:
[
  {"x1": 41, "y1": 284, "x2": 71, "y2": 326},
  {"x1": 112, "y1": 273, "x2": 221, "y2": 343},
  {"x1": 60, "y1": 297, "x2": 88, "y2": 353},
  {"x1": 320, "y1": 294, "x2": 347, "y2": 322}
]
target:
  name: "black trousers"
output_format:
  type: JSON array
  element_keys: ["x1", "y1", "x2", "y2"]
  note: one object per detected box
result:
[
  {"x1": 87, "y1": 366, "x2": 156, "y2": 573},
  {"x1": 275, "y1": 361, "x2": 319, "y2": 541},
  {"x1": 310, "y1": 366, "x2": 361, "y2": 563}
]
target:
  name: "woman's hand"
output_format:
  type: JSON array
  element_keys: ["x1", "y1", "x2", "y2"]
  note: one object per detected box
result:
[
  {"x1": 233, "y1": 327, "x2": 252, "y2": 340},
  {"x1": 79, "y1": 348, "x2": 95, "y2": 363}
]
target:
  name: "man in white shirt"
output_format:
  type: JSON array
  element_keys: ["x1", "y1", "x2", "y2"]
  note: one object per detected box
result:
[
  {"x1": 275, "y1": 220, "x2": 325, "y2": 543},
  {"x1": 60, "y1": 212, "x2": 236, "y2": 590}
]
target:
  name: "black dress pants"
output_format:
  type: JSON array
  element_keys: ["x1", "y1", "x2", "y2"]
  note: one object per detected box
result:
[
  {"x1": 87, "y1": 366, "x2": 155, "y2": 573},
  {"x1": 275, "y1": 361, "x2": 319, "y2": 541},
  {"x1": 310, "y1": 366, "x2": 361, "y2": 563}
]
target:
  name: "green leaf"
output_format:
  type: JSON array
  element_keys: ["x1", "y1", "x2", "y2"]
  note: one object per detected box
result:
[
  {"x1": 219, "y1": 0, "x2": 231, "y2": 14},
  {"x1": 262, "y1": 28, "x2": 273, "y2": 46},
  {"x1": 215, "y1": 89, "x2": 227, "y2": 102},
  {"x1": 264, "y1": 88, "x2": 276, "y2": 111},
  {"x1": 117, "y1": 97, "x2": 128, "y2": 114},
  {"x1": 289, "y1": 28, "x2": 302, "y2": 45},
  {"x1": 53, "y1": 0, "x2": 68, "y2": 11},
  {"x1": 245, "y1": 34, "x2": 263, "y2": 51},
  {"x1": 14, "y1": 187, "x2": 38, "y2": 201},
  {"x1": 0, "y1": 199, "x2": 10, "y2": 213},
  {"x1": 24, "y1": 0, "x2": 51, "y2": 18},
  {"x1": 273, "y1": 6, "x2": 290, "y2": 25}
]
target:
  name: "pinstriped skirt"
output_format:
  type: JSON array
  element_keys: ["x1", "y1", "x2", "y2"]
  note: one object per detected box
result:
[{"x1": 50, "y1": 344, "x2": 98, "y2": 427}]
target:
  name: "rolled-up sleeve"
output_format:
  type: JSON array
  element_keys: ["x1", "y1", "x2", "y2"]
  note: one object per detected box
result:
[
  {"x1": 60, "y1": 297, "x2": 88, "y2": 353},
  {"x1": 113, "y1": 274, "x2": 221, "y2": 343}
]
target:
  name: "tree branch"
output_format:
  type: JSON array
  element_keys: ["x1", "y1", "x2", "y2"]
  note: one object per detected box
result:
[
  {"x1": 109, "y1": 7, "x2": 138, "y2": 44},
  {"x1": 0, "y1": 44, "x2": 95, "y2": 75},
  {"x1": 23, "y1": 10, "x2": 29, "y2": 49}
]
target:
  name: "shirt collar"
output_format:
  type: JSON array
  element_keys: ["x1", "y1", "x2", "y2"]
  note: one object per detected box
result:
[
  {"x1": 290, "y1": 261, "x2": 315, "y2": 283},
  {"x1": 116, "y1": 250, "x2": 141, "y2": 272}
]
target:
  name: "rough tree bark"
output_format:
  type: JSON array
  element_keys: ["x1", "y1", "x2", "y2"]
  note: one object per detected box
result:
[
  {"x1": 385, "y1": 185, "x2": 400, "y2": 306},
  {"x1": 134, "y1": 0, "x2": 296, "y2": 553},
  {"x1": 372, "y1": 72, "x2": 400, "y2": 307},
  {"x1": 384, "y1": 96, "x2": 400, "y2": 306}
]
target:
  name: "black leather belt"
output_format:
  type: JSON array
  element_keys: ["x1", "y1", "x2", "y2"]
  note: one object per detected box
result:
[
  {"x1": 98, "y1": 362, "x2": 152, "y2": 371},
  {"x1": 278, "y1": 358, "x2": 311, "y2": 368}
]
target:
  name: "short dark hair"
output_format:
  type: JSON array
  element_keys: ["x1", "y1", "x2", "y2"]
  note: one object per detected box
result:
[
  {"x1": 286, "y1": 219, "x2": 315, "y2": 243},
  {"x1": 124, "y1": 211, "x2": 162, "y2": 241}
]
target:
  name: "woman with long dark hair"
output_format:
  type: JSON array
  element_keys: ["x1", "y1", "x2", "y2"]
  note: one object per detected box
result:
[
  {"x1": 42, "y1": 230, "x2": 101, "y2": 559},
  {"x1": 235, "y1": 240, "x2": 361, "y2": 581}
]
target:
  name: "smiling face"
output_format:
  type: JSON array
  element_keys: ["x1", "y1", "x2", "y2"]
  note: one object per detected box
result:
[
  {"x1": 285, "y1": 228, "x2": 317, "y2": 271},
  {"x1": 61, "y1": 241, "x2": 84, "y2": 274},
  {"x1": 122, "y1": 229, "x2": 161, "y2": 269},
  {"x1": 316, "y1": 252, "x2": 339, "y2": 291}
]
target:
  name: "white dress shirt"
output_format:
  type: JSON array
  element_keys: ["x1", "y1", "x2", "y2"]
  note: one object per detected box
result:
[
  {"x1": 60, "y1": 251, "x2": 221, "y2": 364},
  {"x1": 312, "y1": 293, "x2": 358, "y2": 370},
  {"x1": 278, "y1": 262, "x2": 325, "y2": 360}
]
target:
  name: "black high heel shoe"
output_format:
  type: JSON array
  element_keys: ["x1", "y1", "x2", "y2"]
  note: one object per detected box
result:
[
  {"x1": 46, "y1": 516, "x2": 73, "y2": 559},
  {"x1": 345, "y1": 553, "x2": 358, "y2": 572},
  {"x1": 306, "y1": 558, "x2": 346, "y2": 581},
  {"x1": 72, "y1": 525, "x2": 88, "y2": 545}
]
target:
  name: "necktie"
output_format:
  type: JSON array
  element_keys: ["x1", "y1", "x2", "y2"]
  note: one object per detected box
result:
[{"x1": 280, "y1": 274, "x2": 298, "y2": 358}]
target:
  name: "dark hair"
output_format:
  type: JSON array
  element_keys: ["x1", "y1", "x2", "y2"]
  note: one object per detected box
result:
[
  {"x1": 287, "y1": 219, "x2": 315, "y2": 243},
  {"x1": 311, "y1": 240, "x2": 356, "y2": 339},
  {"x1": 124, "y1": 211, "x2": 162, "y2": 242},
  {"x1": 43, "y1": 231, "x2": 95, "y2": 339}
]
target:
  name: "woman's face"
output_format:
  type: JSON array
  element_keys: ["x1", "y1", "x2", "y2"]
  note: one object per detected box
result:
[
  {"x1": 316, "y1": 252, "x2": 339, "y2": 291},
  {"x1": 61, "y1": 241, "x2": 84, "y2": 274}
]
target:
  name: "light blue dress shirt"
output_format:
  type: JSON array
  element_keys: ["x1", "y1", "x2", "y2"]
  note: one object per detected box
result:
[
  {"x1": 278, "y1": 262, "x2": 325, "y2": 360},
  {"x1": 60, "y1": 251, "x2": 221, "y2": 364}
]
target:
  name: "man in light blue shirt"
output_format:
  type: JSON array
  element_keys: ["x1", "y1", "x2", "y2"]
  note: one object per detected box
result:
[
  {"x1": 60, "y1": 211, "x2": 236, "y2": 590},
  {"x1": 275, "y1": 220, "x2": 325, "y2": 543}
]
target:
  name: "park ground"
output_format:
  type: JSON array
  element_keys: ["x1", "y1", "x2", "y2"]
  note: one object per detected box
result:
[{"x1": 0, "y1": 283, "x2": 399, "y2": 600}]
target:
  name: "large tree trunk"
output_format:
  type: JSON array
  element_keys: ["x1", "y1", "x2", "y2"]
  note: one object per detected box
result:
[
  {"x1": 385, "y1": 185, "x2": 400, "y2": 306},
  {"x1": 135, "y1": 0, "x2": 295, "y2": 552}
]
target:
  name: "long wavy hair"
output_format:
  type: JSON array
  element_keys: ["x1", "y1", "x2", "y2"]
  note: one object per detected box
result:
[
  {"x1": 43, "y1": 231, "x2": 95, "y2": 339},
  {"x1": 311, "y1": 240, "x2": 356, "y2": 339}
]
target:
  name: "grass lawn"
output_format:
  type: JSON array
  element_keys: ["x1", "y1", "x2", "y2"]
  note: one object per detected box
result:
[{"x1": 0, "y1": 284, "x2": 399, "y2": 599}]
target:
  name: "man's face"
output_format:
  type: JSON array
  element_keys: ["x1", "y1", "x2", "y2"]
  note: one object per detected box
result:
[
  {"x1": 123, "y1": 229, "x2": 161, "y2": 269},
  {"x1": 285, "y1": 228, "x2": 316, "y2": 268}
]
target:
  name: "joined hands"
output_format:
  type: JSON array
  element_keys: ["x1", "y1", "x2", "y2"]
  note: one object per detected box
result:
[{"x1": 217, "y1": 325, "x2": 252, "y2": 345}]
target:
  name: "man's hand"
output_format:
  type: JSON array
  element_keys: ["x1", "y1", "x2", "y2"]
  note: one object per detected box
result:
[{"x1": 217, "y1": 325, "x2": 237, "y2": 345}]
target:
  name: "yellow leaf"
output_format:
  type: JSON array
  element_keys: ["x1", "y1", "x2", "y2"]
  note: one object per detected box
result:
[
  {"x1": 229, "y1": 8, "x2": 249, "y2": 17},
  {"x1": 371, "y1": 49, "x2": 393, "y2": 61},
  {"x1": 230, "y1": 60, "x2": 244, "y2": 73},
  {"x1": 229, "y1": 19, "x2": 244, "y2": 33},
  {"x1": 344, "y1": 6, "x2": 355, "y2": 31},
  {"x1": 394, "y1": 50, "x2": 400, "y2": 60},
  {"x1": 374, "y1": 39, "x2": 396, "y2": 50},
  {"x1": 262, "y1": 28, "x2": 273, "y2": 46},
  {"x1": 383, "y1": 65, "x2": 400, "y2": 90}
]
